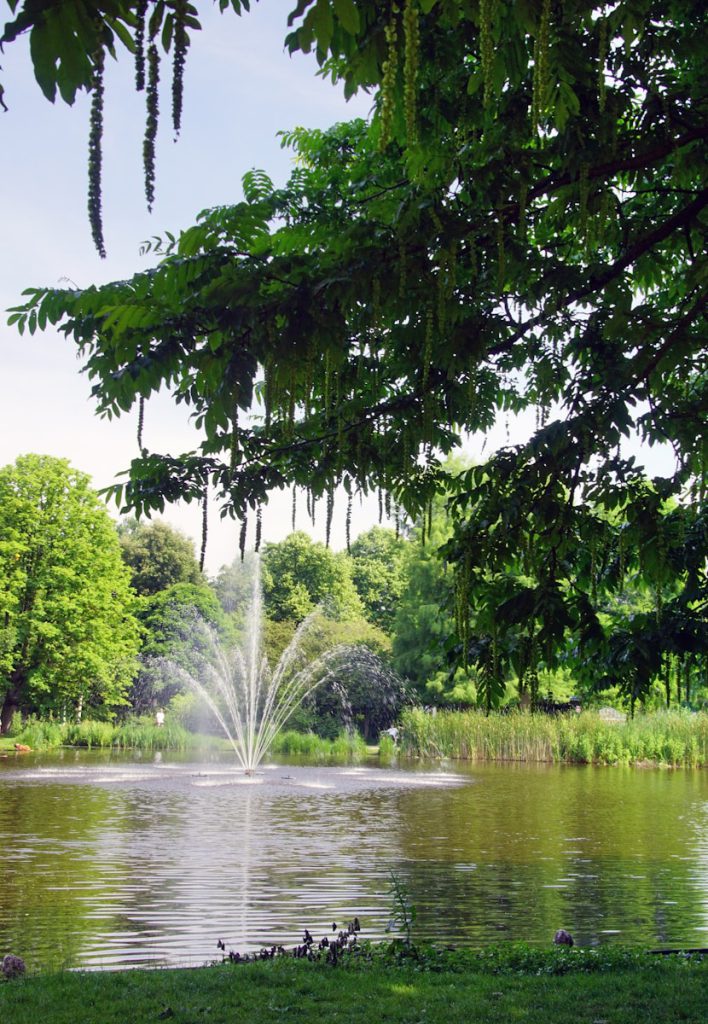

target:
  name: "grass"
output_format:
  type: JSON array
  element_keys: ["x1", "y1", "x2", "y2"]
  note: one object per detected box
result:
[
  {"x1": 399, "y1": 707, "x2": 708, "y2": 767},
  {"x1": 1, "y1": 947, "x2": 706, "y2": 1024}
]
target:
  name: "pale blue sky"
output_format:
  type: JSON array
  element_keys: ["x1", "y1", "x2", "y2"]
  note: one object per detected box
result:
[{"x1": 1, "y1": 2, "x2": 675, "y2": 572}]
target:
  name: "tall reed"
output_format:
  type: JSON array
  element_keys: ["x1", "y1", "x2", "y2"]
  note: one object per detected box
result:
[
  {"x1": 271, "y1": 729, "x2": 367, "y2": 762},
  {"x1": 15, "y1": 716, "x2": 199, "y2": 751},
  {"x1": 399, "y1": 708, "x2": 708, "y2": 767}
]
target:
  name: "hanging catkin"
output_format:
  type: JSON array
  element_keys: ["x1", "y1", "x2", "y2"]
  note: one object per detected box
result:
[
  {"x1": 143, "y1": 43, "x2": 160, "y2": 211},
  {"x1": 88, "y1": 41, "x2": 106, "y2": 259},
  {"x1": 199, "y1": 488, "x2": 208, "y2": 572},
  {"x1": 345, "y1": 491, "x2": 353, "y2": 552},
  {"x1": 403, "y1": 0, "x2": 420, "y2": 145},
  {"x1": 597, "y1": 16, "x2": 608, "y2": 113},
  {"x1": 479, "y1": 0, "x2": 494, "y2": 109},
  {"x1": 255, "y1": 505, "x2": 262, "y2": 553},
  {"x1": 239, "y1": 513, "x2": 248, "y2": 562},
  {"x1": 531, "y1": 0, "x2": 551, "y2": 133},
  {"x1": 172, "y1": 0, "x2": 188, "y2": 136},
  {"x1": 137, "y1": 396, "x2": 146, "y2": 455},
  {"x1": 230, "y1": 403, "x2": 239, "y2": 471},
  {"x1": 326, "y1": 486, "x2": 334, "y2": 547},
  {"x1": 134, "y1": 0, "x2": 148, "y2": 91},
  {"x1": 379, "y1": 13, "x2": 399, "y2": 150}
]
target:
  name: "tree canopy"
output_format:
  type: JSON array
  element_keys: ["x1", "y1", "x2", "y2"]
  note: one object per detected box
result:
[
  {"x1": 6, "y1": 0, "x2": 707, "y2": 708},
  {"x1": 261, "y1": 531, "x2": 363, "y2": 623},
  {"x1": 118, "y1": 517, "x2": 203, "y2": 595},
  {"x1": 349, "y1": 526, "x2": 408, "y2": 633},
  {"x1": 0, "y1": 455, "x2": 140, "y2": 731}
]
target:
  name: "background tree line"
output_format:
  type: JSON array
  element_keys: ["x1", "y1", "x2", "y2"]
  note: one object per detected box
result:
[{"x1": 2, "y1": 453, "x2": 705, "y2": 737}]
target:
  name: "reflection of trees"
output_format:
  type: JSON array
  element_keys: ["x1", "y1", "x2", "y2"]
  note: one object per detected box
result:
[
  {"x1": 0, "y1": 779, "x2": 115, "y2": 969},
  {"x1": 390, "y1": 764, "x2": 708, "y2": 947},
  {"x1": 2, "y1": 760, "x2": 707, "y2": 966}
]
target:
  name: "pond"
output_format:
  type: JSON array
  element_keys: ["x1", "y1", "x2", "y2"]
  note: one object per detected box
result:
[{"x1": 1, "y1": 750, "x2": 707, "y2": 970}]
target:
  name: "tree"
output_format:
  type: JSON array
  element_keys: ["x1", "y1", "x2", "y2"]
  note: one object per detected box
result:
[
  {"x1": 261, "y1": 532, "x2": 363, "y2": 624},
  {"x1": 129, "y1": 580, "x2": 233, "y2": 712},
  {"x1": 9, "y1": 2, "x2": 708, "y2": 706},
  {"x1": 0, "y1": 455, "x2": 140, "y2": 731},
  {"x1": 391, "y1": 510, "x2": 474, "y2": 704},
  {"x1": 349, "y1": 526, "x2": 407, "y2": 633},
  {"x1": 118, "y1": 517, "x2": 203, "y2": 596}
]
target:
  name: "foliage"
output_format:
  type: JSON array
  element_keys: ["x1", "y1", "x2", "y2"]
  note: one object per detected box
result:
[
  {"x1": 300, "y1": 634, "x2": 409, "y2": 741},
  {"x1": 261, "y1": 532, "x2": 363, "y2": 623},
  {"x1": 130, "y1": 583, "x2": 235, "y2": 711},
  {"x1": 391, "y1": 510, "x2": 461, "y2": 700},
  {"x1": 7, "y1": 2, "x2": 708, "y2": 706},
  {"x1": 398, "y1": 707, "x2": 708, "y2": 767},
  {"x1": 0, "y1": 455, "x2": 140, "y2": 732},
  {"x1": 118, "y1": 517, "x2": 203, "y2": 595},
  {"x1": 212, "y1": 550, "x2": 259, "y2": 618},
  {"x1": 349, "y1": 526, "x2": 407, "y2": 633}
]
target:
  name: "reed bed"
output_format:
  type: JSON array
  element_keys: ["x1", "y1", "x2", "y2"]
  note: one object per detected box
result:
[
  {"x1": 271, "y1": 729, "x2": 367, "y2": 762},
  {"x1": 399, "y1": 708, "x2": 708, "y2": 767},
  {"x1": 14, "y1": 716, "x2": 201, "y2": 752}
]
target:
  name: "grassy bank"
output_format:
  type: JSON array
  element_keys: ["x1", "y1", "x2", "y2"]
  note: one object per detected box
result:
[
  {"x1": 399, "y1": 708, "x2": 708, "y2": 766},
  {"x1": 1, "y1": 947, "x2": 706, "y2": 1024}
]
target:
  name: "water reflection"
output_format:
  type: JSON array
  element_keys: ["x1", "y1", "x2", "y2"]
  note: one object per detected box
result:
[{"x1": 0, "y1": 753, "x2": 707, "y2": 969}]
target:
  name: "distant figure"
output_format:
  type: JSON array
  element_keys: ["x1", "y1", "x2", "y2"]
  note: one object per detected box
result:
[
  {"x1": 155, "y1": 709, "x2": 165, "y2": 728},
  {"x1": 553, "y1": 929, "x2": 574, "y2": 947},
  {"x1": 382, "y1": 727, "x2": 399, "y2": 744}
]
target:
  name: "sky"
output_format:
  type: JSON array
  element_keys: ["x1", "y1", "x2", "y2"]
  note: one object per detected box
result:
[{"x1": 1, "y1": 2, "x2": 675, "y2": 574}]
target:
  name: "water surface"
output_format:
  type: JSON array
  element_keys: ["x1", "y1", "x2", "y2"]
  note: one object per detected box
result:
[{"x1": 1, "y1": 750, "x2": 706, "y2": 970}]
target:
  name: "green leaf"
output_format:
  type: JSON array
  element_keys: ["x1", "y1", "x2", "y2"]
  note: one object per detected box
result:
[
  {"x1": 311, "y1": 0, "x2": 334, "y2": 52},
  {"x1": 333, "y1": 0, "x2": 359, "y2": 34}
]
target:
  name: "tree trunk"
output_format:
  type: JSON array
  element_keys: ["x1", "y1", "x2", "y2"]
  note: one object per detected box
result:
[
  {"x1": 0, "y1": 673, "x2": 26, "y2": 734},
  {"x1": 1, "y1": 692, "x2": 20, "y2": 734}
]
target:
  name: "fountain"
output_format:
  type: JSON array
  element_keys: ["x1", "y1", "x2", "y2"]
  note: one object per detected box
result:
[{"x1": 156, "y1": 558, "x2": 398, "y2": 772}]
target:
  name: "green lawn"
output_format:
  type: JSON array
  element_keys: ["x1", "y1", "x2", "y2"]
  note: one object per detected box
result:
[{"x1": 2, "y1": 953, "x2": 706, "y2": 1024}]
